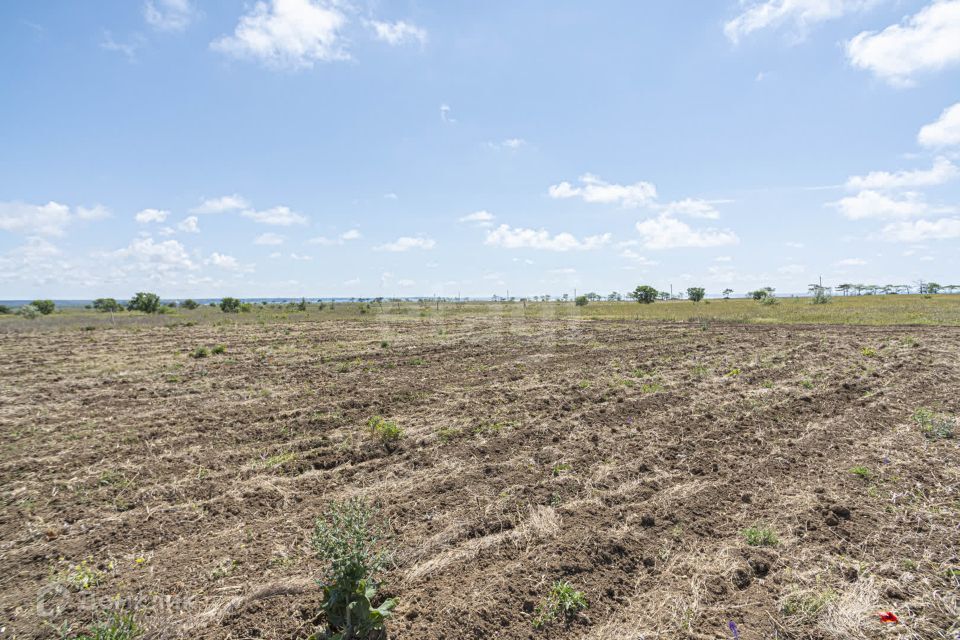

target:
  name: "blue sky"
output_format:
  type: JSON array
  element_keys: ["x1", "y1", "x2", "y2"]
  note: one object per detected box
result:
[{"x1": 2, "y1": 0, "x2": 960, "y2": 299}]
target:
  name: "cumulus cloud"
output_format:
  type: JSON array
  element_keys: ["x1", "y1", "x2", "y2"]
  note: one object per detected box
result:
[
  {"x1": 458, "y1": 210, "x2": 496, "y2": 227},
  {"x1": 254, "y1": 232, "x2": 285, "y2": 245},
  {"x1": 110, "y1": 237, "x2": 196, "y2": 271},
  {"x1": 207, "y1": 252, "x2": 240, "y2": 269},
  {"x1": 918, "y1": 101, "x2": 960, "y2": 147},
  {"x1": 725, "y1": 0, "x2": 877, "y2": 44},
  {"x1": 484, "y1": 224, "x2": 612, "y2": 251},
  {"x1": 846, "y1": 0, "x2": 960, "y2": 86},
  {"x1": 548, "y1": 173, "x2": 657, "y2": 208},
  {"x1": 191, "y1": 194, "x2": 250, "y2": 214},
  {"x1": 658, "y1": 198, "x2": 722, "y2": 219},
  {"x1": 877, "y1": 217, "x2": 960, "y2": 241},
  {"x1": 0, "y1": 201, "x2": 109, "y2": 237},
  {"x1": 177, "y1": 216, "x2": 200, "y2": 233},
  {"x1": 144, "y1": 0, "x2": 197, "y2": 31},
  {"x1": 135, "y1": 208, "x2": 169, "y2": 224},
  {"x1": 440, "y1": 103, "x2": 455, "y2": 123},
  {"x1": 375, "y1": 236, "x2": 436, "y2": 251},
  {"x1": 845, "y1": 157, "x2": 959, "y2": 190},
  {"x1": 368, "y1": 20, "x2": 427, "y2": 46},
  {"x1": 830, "y1": 190, "x2": 951, "y2": 219},
  {"x1": 634, "y1": 214, "x2": 739, "y2": 249},
  {"x1": 211, "y1": 0, "x2": 348, "y2": 70},
  {"x1": 241, "y1": 205, "x2": 308, "y2": 225}
]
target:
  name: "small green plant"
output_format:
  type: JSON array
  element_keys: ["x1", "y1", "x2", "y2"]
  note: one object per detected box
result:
[
  {"x1": 724, "y1": 368, "x2": 741, "y2": 377},
  {"x1": 407, "y1": 357, "x2": 425, "y2": 366},
  {"x1": 263, "y1": 452, "x2": 297, "y2": 468},
  {"x1": 532, "y1": 580, "x2": 588, "y2": 628},
  {"x1": 436, "y1": 426, "x2": 463, "y2": 443},
  {"x1": 73, "y1": 612, "x2": 140, "y2": 640},
  {"x1": 860, "y1": 346, "x2": 878, "y2": 357},
  {"x1": 551, "y1": 462, "x2": 572, "y2": 476},
  {"x1": 800, "y1": 379, "x2": 815, "y2": 389},
  {"x1": 311, "y1": 499, "x2": 395, "y2": 640},
  {"x1": 912, "y1": 407, "x2": 955, "y2": 439},
  {"x1": 850, "y1": 465, "x2": 872, "y2": 479},
  {"x1": 781, "y1": 589, "x2": 836, "y2": 622},
  {"x1": 191, "y1": 346, "x2": 209, "y2": 359},
  {"x1": 640, "y1": 382, "x2": 663, "y2": 393},
  {"x1": 743, "y1": 526, "x2": 778, "y2": 547},
  {"x1": 367, "y1": 416, "x2": 403, "y2": 450},
  {"x1": 211, "y1": 344, "x2": 226, "y2": 355},
  {"x1": 63, "y1": 560, "x2": 104, "y2": 590},
  {"x1": 578, "y1": 380, "x2": 591, "y2": 389},
  {"x1": 379, "y1": 340, "x2": 389, "y2": 349}
]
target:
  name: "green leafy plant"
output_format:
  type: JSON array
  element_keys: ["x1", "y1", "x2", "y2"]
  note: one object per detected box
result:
[
  {"x1": 367, "y1": 416, "x2": 403, "y2": 450},
  {"x1": 912, "y1": 408, "x2": 955, "y2": 440},
  {"x1": 191, "y1": 346, "x2": 209, "y2": 359},
  {"x1": 532, "y1": 581, "x2": 588, "y2": 628},
  {"x1": 73, "y1": 612, "x2": 140, "y2": 640},
  {"x1": 686, "y1": 287, "x2": 705, "y2": 303},
  {"x1": 31, "y1": 299, "x2": 56, "y2": 315},
  {"x1": 850, "y1": 465, "x2": 872, "y2": 479},
  {"x1": 211, "y1": 344, "x2": 226, "y2": 355},
  {"x1": 743, "y1": 526, "x2": 778, "y2": 547},
  {"x1": 127, "y1": 292, "x2": 160, "y2": 314},
  {"x1": 92, "y1": 298, "x2": 121, "y2": 313},
  {"x1": 628, "y1": 285, "x2": 658, "y2": 304},
  {"x1": 17, "y1": 304, "x2": 41, "y2": 319},
  {"x1": 219, "y1": 297, "x2": 241, "y2": 313},
  {"x1": 574, "y1": 295, "x2": 588, "y2": 307},
  {"x1": 311, "y1": 499, "x2": 396, "y2": 640},
  {"x1": 860, "y1": 346, "x2": 878, "y2": 357}
]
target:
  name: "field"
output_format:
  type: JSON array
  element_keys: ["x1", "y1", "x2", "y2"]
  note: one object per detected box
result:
[{"x1": 2, "y1": 301, "x2": 959, "y2": 639}]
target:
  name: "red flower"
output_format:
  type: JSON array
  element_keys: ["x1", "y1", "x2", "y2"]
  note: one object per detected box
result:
[{"x1": 878, "y1": 611, "x2": 899, "y2": 623}]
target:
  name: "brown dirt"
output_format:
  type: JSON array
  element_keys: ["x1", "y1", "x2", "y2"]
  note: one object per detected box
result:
[{"x1": 1, "y1": 317, "x2": 959, "y2": 639}]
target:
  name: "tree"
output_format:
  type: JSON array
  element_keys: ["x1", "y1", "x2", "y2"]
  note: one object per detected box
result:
[
  {"x1": 607, "y1": 291, "x2": 621, "y2": 301},
  {"x1": 808, "y1": 284, "x2": 831, "y2": 305},
  {"x1": 628, "y1": 285, "x2": 658, "y2": 304},
  {"x1": 93, "y1": 298, "x2": 121, "y2": 312},
  {"x1": 220, "y1": 297, "x2": 241, "y2": 313},
  {"x1": 686, "y1": 287, "x2": 706, "y2": 303},
  {"x1": 17, "y1": 304, "x2": 41, "y2": 319},
  {"x1": 837, "y1": 283, "x2": 852, "y2": 296},
  {"x1": 927, "y1": 282, "x2": 942, "y2": 294},
  {"x1": 722, "y1": 288, "x2": 733, "y2": 299},
  {"x1": 0, "y1": 305, "x2": 10, "y2": 314},
  {"x1": 31, "y1": 299, "x2": 55, "y2": 315},
  {"x1": 574, "y1": 295, "x2": 588, "y2": 307},
  {"x1": 749, "y1": 287, "x2": 774, "y2": 301},
  {"x1": 297, "y1": 297, "x2": 308, "y2": 311},
  {"x1": 128, "y1": 292, "x2": 161, "y2": 314},
  {"x1": 181, "y1": 299, "x2": 199, "y2": 310}
]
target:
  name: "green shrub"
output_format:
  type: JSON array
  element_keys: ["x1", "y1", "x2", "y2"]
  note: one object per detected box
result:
[
  {"x1": 629, "y1": 285, "x2": 658, "y2": 304},
  {"x1": 191, "y1": 347, "x2": 209, "y2": 359},
  {"x1": 850, "y1": 466, "x2": 871, "y2": 479},
  {"x1": 367, "y1": 416, "x2": 403, "y2": 450},
  {"x1": 574, "y1": 295, "x2": 588, "y2": 307},
  {"x1": 743, "y1": 526, "x2": 778, "y2": 546},
  {"x1": 211, "y1": 344, "x2": 226, "y2": 355},
  {"x1": 128, "y1": 292, "x2": 160, "y2": 314},
  {"x1": 686, "y1": 287, "x2": 705, "y2": 303},
  {"x1": 31, "y1": 299, "x2": 55, "y2": 315},
  {"x1": 74, "y1": 612, "x2": 140, "y2": 640},
  {"x1": 181, "y1": 299, "x2": 199, "y2": 310},
  {"x1": 912, "y1": 408, "x2": 955, "y2": 440},
  {"x1": 311, "y1": 499, "x2": 396, "y2": 640},
  {"x1": 93, "y1": 298, "x2": 121, "y2": 313},
  {"x1": 0, "y1": 304, "x2": 10, "y2": 314},
  {"x1": 533, "y1": 581, "x2": 588, "y2": 628},
  {"x1": 220, "y1": 297, "x2": 241, "y2": 313},
  {"x1": 17, "y1": 304, "x2": 41, "y2": 319}
]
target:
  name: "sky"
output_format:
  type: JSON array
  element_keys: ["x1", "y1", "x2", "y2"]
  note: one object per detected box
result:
[{"x1": 1, "y1": 0, "x2": 960, "y2": 299}]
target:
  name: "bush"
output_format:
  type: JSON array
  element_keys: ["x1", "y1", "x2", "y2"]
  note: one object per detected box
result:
[
  {"x1": 93, "y1": 298, "x2": 121, "y2": 313},
  {"x1": 191, "y1": 347, "x2": 209, "y2": 359},
  {"x1": 686, "y1": 287, "x2": 705, "y2": 303},
  {"x1": 367, "y1": 416, "x2": 403, "y2": 451},
  {"x1": 181, "y1": 299, "x2": 199, "y2": 310},
  {"x1": 17, "y1": 304, "x2": 41, "y2": 319},
  {"x1": 312, "y1": 499, "x2": 396, "y2": 640},
  {"x1": 211, "y1": 344, "x2": 226, "y2": 355},
  {"x1": 629, "y1": 285, "x2": 659, "y2": 304},
  {"x1": 74, "y1": 612, "x2": 140, "y2": 640},
  {"x1": 0, "y1": 304, "x2": 10, "y2": 314},
  {"x1": 533, "y1": 581, "x2": 588, "y2": 628},
  {"x1": 128, "y1": 292, "x2": 160, "y2": 314},
  {"x1": 31, "y1": 299, "x2": 55, "y2": 315},
  {"x1": 220, "y1": 297, "x2": 241, "y2": 313},
  {"x1": 574, "y1": 295, "x2": 588, "y2": 307},
  {"x1": 749, "y1": 287, "x2": 775, "y2": 301},
  {"x1": 811, "y1": 287, "x2": 831, "y2": 305},
  {"x1": 743, "y1": 526, "x2": 778, "y2": 546}
]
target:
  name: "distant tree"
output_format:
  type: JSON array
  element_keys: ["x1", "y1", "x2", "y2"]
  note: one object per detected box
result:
[
  {"x1": 31, "y1": 299, "x2": 55, "y2": 315},
  {"x1": 722, "y1": 288, "x2": 733, "y2": 299},
  {"x1": 0, "y1": 304, "x2": 10, "y2": 314},
  {"x1": 628, "y1": 285, "x2": 658, "y2": 304},
  {"x1": 575, "y1": 295, "x2": 589, "y2": 307},
  {"x1": 658, "y1": 291, "x2": 671, "y2": 301},
  {"x1": 128, "y1": 292, "x2": 161, "y2": 313},
  {"x1": 749, "y1": 287, "x2": 774, "y2": 301},
  {"x1": 808, "y1": 285, "x2": 831, "y2": 305},
  {"x1": 927, "y1": 282, "x2": 942, "y2": 294},
  {"x1": 181, "y1": 299, "x2": 199, "y2": 310},
  {"x1": 607, "y1": 291, "x2": 621, "y2": 301},
  {"x1": 93, "y1": 298, "x2": 121, "y2": 312},
  {"x1": 585, "y1": 292, "x2": 601, "y2": 301},
  {"x1": 220, "y1": 297, "x2": 241, "y2": 313},
  {"x1": 297, "y1": 297, "x2": 308, "y2": 311},
  {"x1": 17, "y1": 304, "x2": 41, "y2": 319},
  {"x1": 837, "y1": 283, "x2": 852, "y2": 296},
  {"x1": 686, "y1": 287, "x2": 706, "y2": 303}
]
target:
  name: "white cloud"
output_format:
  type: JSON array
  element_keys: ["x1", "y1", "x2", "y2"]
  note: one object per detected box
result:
[
  {"x1": 634, "y1": 215, "x2": 739, "y2": 249},
  {"x1": 110, "y1": 237, "x2": 196, "y2": 271},
  {"x1": 383, "y1": 192, "x2": 399, "y2": 200},
  {"x1": 878, "y1": 217, "x2": 960, "y2": 241},
  {"x1": 177, "y1": 216, "x2": 200, "y2": 233},
  {"x1": 715, "y1": 255, "x2": 733, "y2": 262},
  {"x1": 918, "y1": 102, "x2": 960, "y2": 147},
  {"x1": 368, "y1": 20, "x2": 427, "y2": 46},
  {"x1": 619, "y1": 249, "x2": 659, "y2": 266},
  {"x1": 836, "y1": 257, "x2": 867, "y2": 265},
  {"x1": 254, "y1": 232, "x2": 285, "y2": 245},
  {"x1": 725, "y1": 0, "x2": 876, "y2": 44},
  {"x1": 845, "y1": 157, "x2": 959, "y2": 190},
  {"x1": 440, "y1": 103, "x2": 455, "y2": 123},
  {"x1": 135, "y1": 208, "x2": 169, "y2": 224},
  {"x1": 846, "y1": 0, "x2": 960, "y2": 86},
  {"x1": 487, "y1": 138, "x2": 526, "y2": 151},
  {"x1": 0, "y1": 201, "x2": 72, "y2": 236},
  {"x1": 548, "y1": 173, "x2": 657, "y2": 208},
  {"x1": 191, "y1": 194, "x2": 250, "y2": 214},
  {"x1": 658, "y1": 198, "x2": 722, "y2": 219},
  {"x1": 208, "y1": 252, "x2": 240, "y2": 270},
  {"x1": 290, "y1": 252, "x2": 313, "y2": 261},
  {"x1": 375, "y1": 236, "x2": 436, "y2": 251},
  {"x1": 211, "y1": 0, "x2": 348, "y2": 70},
  {"x1": 830, "y1": 189, "x2": 950, "y2": 219},
  {"x1": 308, "y1": 229, "x2": 362, "y2": 245},
  {"x1": 144, "y1": 0, "x2": 196, "y2": 31},
  {"x1": 459, "y1": 210, "x2": 496, "y2": 227},
  {"x1": 100, "y1": 31, "x2": 145, "y2": 61},
  {"x1": 76, "y1": 205, "x2": 111, "y2": 221},
  {"x1": 484, "y1": 224, "x2": 612, "y2": 251},
  {"x1": 241, "y1": 205, "x2": 308, "y2": 225},
  {"x1": 785, "y1": 241, "x2": 805, "y2": 248}
]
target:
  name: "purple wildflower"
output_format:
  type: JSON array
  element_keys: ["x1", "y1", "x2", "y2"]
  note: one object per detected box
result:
[{"x1": 728, "y1": 620, "x2": 741, "y2": 639}]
